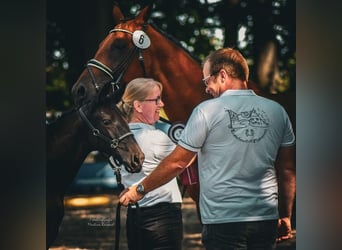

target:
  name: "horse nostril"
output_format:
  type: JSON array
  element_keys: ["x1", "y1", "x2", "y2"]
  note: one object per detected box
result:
[
  {"x1": 72, "y1": 84, "x2": 85, "y2": 97},
  {"x1": 133, "y1": 153, "x2": 144, "y2": 170},
  {"x1": 77, "y1": 85, "x2": 86, "y2": 96},
  {"x1": 133, "y1": 154, "x2": 139, "y2": 165},
  {"x1": 134, "y1": 154, "x2": 145, "y2": 165},
  {"x1": 72, "y1": 85, "x2": 87, "y2": 106}
]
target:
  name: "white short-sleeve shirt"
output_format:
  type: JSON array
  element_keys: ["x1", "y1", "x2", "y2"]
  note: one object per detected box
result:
[{"x1": 178, "y1": 89, "x2": 295, "y2": 224}]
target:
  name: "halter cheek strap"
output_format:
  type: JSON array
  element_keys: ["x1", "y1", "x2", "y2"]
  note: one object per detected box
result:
[
  {"x1": 86, "y1": 58, "x2": 119, "y2": 92},
  {"x1": 109, "y1": 28, "x2": 150, "y2": 76}
]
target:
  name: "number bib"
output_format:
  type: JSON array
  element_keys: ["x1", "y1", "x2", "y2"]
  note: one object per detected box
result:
[{"x1": 132, "y1": 30, "x2": 151, "y2": 49}]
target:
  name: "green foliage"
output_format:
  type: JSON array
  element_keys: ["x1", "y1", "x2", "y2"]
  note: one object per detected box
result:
[{"x1": 46, "y1": 20, "x2": 72, "y2": 111}]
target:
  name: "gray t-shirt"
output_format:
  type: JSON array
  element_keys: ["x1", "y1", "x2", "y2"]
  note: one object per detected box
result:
[{"x1": 178, "y1": 89, "x2": 295, "y2": 224}]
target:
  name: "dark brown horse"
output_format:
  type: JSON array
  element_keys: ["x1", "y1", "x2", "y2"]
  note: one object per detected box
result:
[
  {"x1": 71, "y1": 3, "x2": 295, "y2": 218},
  {"x1": 47, "y1": 82, "x2": 144, "y2": 248}
]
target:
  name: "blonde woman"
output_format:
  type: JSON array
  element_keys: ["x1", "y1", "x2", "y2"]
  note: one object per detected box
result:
[{"x1": 117, "y1": 78, "x2": 183, "y2": 250}]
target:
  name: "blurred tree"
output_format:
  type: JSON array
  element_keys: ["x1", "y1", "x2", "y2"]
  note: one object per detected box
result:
[
  {"x1": 46, "y1": 0, "x2": 295, "y2": 112},
  {"x1": 46, "y1": 0, "x2": 114, "y2": 111},
  {"x1": 46, "y1": 20, "x2": 71, "y2": 111}
]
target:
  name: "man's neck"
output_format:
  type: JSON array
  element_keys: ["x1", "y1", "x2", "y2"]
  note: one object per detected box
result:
[{"x1": 229, "y1": 79, "x2": 248, "y2": 89}]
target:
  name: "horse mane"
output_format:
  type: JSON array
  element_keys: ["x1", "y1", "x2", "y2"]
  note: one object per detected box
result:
[{"x1": 149, "y1": 22, "x2": 202, "y2": 64}]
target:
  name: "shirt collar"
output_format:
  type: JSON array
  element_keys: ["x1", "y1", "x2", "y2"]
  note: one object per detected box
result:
[
  {"x1": 221, "y1": 89, "x2": 256, "y2": 97},
  {"x1": 129, "y1": 122, "x2": 155, "y2": 131}
]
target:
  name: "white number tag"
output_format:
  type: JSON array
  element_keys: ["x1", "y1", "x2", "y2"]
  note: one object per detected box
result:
[{"x1": 132, "y1": 30, "x2": 151, "y2": 49}]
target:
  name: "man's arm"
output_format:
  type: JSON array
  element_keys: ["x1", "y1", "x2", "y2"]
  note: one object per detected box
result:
[
  {"x1": 119, "y1": 145, "x2": 196, "y2": 206},
  {"x1": 275, "y1": 145, "x2": 296, "y2": 241}
]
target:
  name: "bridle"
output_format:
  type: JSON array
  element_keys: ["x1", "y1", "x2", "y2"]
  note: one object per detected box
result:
[
  {"x1": 78, "y1": 105, "x2": 133, "y2": 166},
  {"x1": 85, "y1": 24, "x2": 150, "y2": 94},
  {"x1": 83, "y1": 24, "x2": 151, "y2": 250}
]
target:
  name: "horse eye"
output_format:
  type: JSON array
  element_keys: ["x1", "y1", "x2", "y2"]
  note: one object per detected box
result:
[{"x1": 103, "y1": 119, "x2": 112, "y2": 125}]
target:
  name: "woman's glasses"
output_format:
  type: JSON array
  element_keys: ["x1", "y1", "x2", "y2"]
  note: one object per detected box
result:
[{"x1": 142, "y1": 96, "x2": 162, "y2": 105}]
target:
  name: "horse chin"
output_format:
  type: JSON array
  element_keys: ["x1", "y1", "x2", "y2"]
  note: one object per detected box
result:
[{"x1": 123, "y1": 161, "x2": 142, "y2": 173}]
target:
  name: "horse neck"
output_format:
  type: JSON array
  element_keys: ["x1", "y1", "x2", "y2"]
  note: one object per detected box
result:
[
  {"x1": 47, "y1": 111, "x2": 91, "y2": 194},
  {"x1": 146, "y1": 26, "x2": 211, "y2": 122}
]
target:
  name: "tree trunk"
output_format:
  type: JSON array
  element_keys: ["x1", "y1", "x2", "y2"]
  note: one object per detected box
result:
[{"x1": 251, "y1": 0, "x2": 280, "y2": 93}]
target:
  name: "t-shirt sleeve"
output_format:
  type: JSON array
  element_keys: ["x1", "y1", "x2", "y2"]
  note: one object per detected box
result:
[
  {"x1": 178, "y1": 106, "x2": 208, "y2": 152},
  {"x1": 280, "y1": 108, "x2": 295, "y2": 147}
]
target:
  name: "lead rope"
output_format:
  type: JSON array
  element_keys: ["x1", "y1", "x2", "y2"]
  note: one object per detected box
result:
[
  {"x1": 108, "y1": 157, "x2": 141, "y2": 250},
  {"x1": 108, "y1": 157, "x2": 124, "y2": 250}
]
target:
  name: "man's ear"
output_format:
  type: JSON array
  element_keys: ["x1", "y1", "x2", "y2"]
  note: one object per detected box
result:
[
  {"x1": 220, "y1": 69, "x2": 228, "y2": 84},
  {"x1": 219, "y1": 69, "x2": 226, "y2": 80}
]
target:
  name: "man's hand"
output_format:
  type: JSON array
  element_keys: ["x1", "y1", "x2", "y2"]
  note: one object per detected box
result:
[
  {"x1": 119, "y1": 185, "x2": 144, "y2": 206},
  {"x1": 277, "y1": 217, "x2": 293, "y2": 242}
]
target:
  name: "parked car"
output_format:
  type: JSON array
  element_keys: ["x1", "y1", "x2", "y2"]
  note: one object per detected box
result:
[{"x1": 67, "y1": 161, "x2": 118, "y2": 194}]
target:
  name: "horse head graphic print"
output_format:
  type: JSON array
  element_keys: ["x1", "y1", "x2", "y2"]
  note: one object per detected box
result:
[{"x1": 226, "y1": 108, "x2": 270, "y2": 143}]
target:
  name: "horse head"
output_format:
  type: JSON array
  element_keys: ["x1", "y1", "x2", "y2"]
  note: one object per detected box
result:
[
  {"x1": 72, "y1": 3, "x2": 153, "y2": 107},
  {"x1": 71, "y1": 3, "x2": 209, "y2": 123},
  {"x1": 85, "y1": 81, "x2": 144, "y2": 173}
]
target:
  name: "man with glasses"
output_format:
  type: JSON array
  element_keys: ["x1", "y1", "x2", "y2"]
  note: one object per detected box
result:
[{"x1": 120, "y1": 48, "x2": 296, "y2": 250}]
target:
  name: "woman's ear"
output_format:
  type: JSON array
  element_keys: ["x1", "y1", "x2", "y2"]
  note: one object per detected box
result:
[{"x1": 133, "y1": 100, "x2": 143, "y2": 113}]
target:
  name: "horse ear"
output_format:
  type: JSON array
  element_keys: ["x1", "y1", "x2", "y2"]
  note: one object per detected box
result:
[
  {"x1": 112, "y1": 2, "x2": 124, "y2": 25},
  {"x1": 135, "y1": 3, "x2": 154, "y2": 24}
]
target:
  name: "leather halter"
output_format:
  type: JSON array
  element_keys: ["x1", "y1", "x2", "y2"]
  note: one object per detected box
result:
[
  {"x1": 85, "y1": 26, "x2": 148, "y2": 94},
  {"x1": 78, "y1": 105, "x2": 133, "y2": 164}
]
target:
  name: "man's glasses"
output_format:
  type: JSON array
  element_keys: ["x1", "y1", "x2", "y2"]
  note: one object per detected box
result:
[
  {"x1": 202, "y1": 75, "x2": 212, "y2": 87},
  {"x1": 201, "y1": 69, "x2": 221, "y2": 87},
  {"x1": 142, "y1": 96, "x2": 162, "y2": 105}
]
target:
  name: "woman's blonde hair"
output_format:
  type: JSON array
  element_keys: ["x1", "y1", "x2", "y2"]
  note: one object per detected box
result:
[{"x1": 117, "y1": 78, "x2": 163, "y2": 121}]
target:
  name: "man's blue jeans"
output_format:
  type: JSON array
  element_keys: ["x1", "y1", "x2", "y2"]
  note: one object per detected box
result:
[{"x1": 202, "y1": 220, "x2": 278, "y2": 250}]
